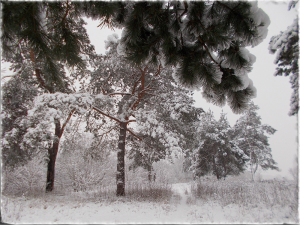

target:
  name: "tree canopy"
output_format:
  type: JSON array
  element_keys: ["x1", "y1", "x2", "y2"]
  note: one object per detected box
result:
[{"x1": 2, "y1": 1, "x2": 271, "y2": 113}]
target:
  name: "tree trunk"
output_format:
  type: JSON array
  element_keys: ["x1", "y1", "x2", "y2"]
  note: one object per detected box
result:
[
  {"x1": 116, "y1": 122, "x2": 127, "y2": 196},
  {"x1": 250, "y1": 151, "x2": 258, "y2": 182},
  {"x1": 213, "y1": 155, "x2": 220, "y2": 180},
  {"x1": 46, "y1": 119, "x2": 61, "y2": 192},
  {"x1": 222, "y1": 152, "x2": 227, "y2": 179},
  {"x1": 147, "y1": 165, "x2": 155, "y2": 182}
]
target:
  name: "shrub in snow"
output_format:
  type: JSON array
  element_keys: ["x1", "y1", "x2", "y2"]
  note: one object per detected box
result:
[
  {"x1": 55, "y1": 154, "x2": 114, "y2": 192},
  {"x1": 55, "y1": 134, "x2": 116, "y2": 192},
  {"x1": 2, "y1": 154, "x2": 47, "y2": 196}
]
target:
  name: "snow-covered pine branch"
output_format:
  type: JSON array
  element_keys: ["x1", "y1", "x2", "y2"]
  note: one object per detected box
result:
[
  {"x1": 21, "y1": 92, "x2": 114, "y2": 150},
  {"x1": 269, "y1": 16, "x2": 299, "y2": 116},
  {"x1": 117, "y1": 1, "x2": 270, "y2": 113}
]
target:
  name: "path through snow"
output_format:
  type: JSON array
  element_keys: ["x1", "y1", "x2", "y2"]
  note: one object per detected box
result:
[{"x1": 171, "y1": 182, "x2": 192, "y2": 205}]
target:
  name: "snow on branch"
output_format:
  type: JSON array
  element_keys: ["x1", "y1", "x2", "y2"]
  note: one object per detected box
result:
[
  {"x1": 269, "y1": 18, "x2": 298, "y2": 64},
  {"x1": 107, "y1": 92, "x2": 132, "y2": 96}
]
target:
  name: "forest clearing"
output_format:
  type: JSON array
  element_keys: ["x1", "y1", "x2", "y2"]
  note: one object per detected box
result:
[{"x1": 2, "y1": 173, "x2": 298, "y2": 224}]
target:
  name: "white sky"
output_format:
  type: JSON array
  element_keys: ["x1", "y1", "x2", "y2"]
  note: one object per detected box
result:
[{"x1": 1, "y1": 1, "x2": 298, "y2": 179}]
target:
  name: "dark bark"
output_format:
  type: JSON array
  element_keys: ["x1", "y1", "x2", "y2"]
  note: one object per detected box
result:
[
  {"x1": 147, "y1": 164, "x2": 156, "y2": 182},
  {"x1": 221, "y1": 152, "x2": 227, "y2": 178},
  {"x1": 116, "y1": 122, "x2": 127, "y2": 196},
  {"x1": 213, "y1": 154, "x2": 220, "y2": 180},
  {"x1": 46, "y1": 119, "x2": 61, "y2": 192}
]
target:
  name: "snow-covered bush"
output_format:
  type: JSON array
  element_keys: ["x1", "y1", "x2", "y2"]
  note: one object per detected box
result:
[
  {"x1": 55, "y1": 148, "x2": 155, "y2": 193},
  {"x1": 55, "y1": 150, "x2": 116, "y2": 192},
  {"x1": 126, "y1": 165, "x2": 149, "y2": 186},
  {"x1": 2, "y1": 154, "x2": 47, "y2": 196}
]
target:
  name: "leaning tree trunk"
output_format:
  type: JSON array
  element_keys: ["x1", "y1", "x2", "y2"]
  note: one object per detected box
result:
[
  {"x1": 46, "y1": 119, "x2": 61, "y2": 192},
  {"x1": 116, "y1": 122, "x2": 127, "y2": 196}
]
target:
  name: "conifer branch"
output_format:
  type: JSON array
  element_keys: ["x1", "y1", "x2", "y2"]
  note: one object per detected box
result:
[
  {"x1": 92, "y1": 106, "x2": 121, "y2": 123},
  {"x1": 35, "y1": 69, "x2": 50, "y2": 92},
  {"x1": 131, "y1": 64, "x2": 162, "y2": 109},
  {"x1": 92, "y1": 105, "x2": 134, "y2": 124},
  {"x1": 130, "y1": 65, "x2": 149, "y2": 110},
  {"x1": 99, "y1": 125, "x2": 118, "y2": 137},
  {"x1": 197, "y1": 36, "x2": 220, "y2": 66},
  {"x1": 30, "y1": 48, "x2": 54, "y2": 93},
  {"x1": 154, "y1": 63, "x2": 162, "y2": 77},
  {"x1": 216, "y1": 1, "x2": 237, "y2": 13},
  {"x1": 216, "y1": 1, "x2": 249, "y2": 25},
  {"x1": 131, "y1": 75, "x2": 143, "y2": 95},
  {"x1": 180, "y1": 32, "x2": 184, "y2": 46},
  {"x1": 5, "y1": 37, "x2": 24, "y2": 49},
  {"x1": 59, "y1": 108, "x2": 76, "y2": 138},
  {"x1": 127, "y1": 128, "x2": 152, "y2": 149},
  {"x1": 62, "y1": 0, "x2": 70, "y2": 23},
  {"x1": 101, "y1": 87, "x2": 106, "y2": 95},
  {"x1": 1, "y1": 75, "x2": 15, "y2": 80},
  {"x1": 141, "y1": 69, "x2": 146, "y2": 97},
  {"x1": 108, "y1": 92, "x2": 132, "y2": 96},
  {"x1": 127, "y1": 128, "x2": 142, "y2": 141},
  {"x1": 179, "y1": 1, "x2": 188, "y2": 23},
  {"x1": 143, "y1": 63, "x2": 162, "y2": 91}
]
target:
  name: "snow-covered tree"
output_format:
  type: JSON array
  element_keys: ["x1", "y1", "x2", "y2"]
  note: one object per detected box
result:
[
  {"x1": 21, "y1": 92, "x2": 113, "y2": 191},
  {"x1": 268, "y1": 2, "x2": 299, "y2": 116},
  {"x1": 1, "y1": 2, "x2": 98, "y2": 192},
  {"x1": 23, "y1": 34, "x2": 193, "y2": 195},
  {"x1": 127, "y1": 80, "x2": 204, "y2": 182},
  {"x1": 189, "y1": 111, "x2": 248, "y2": 180},
  {"x1": 1, "y1": 75, "x2": 39, "y2": 168},
  {"x1": 232, "y1": 102, "x2": 278, "y2": 180},
  {"x1": 87, "y1": 35, "x2": 203, "y2": 195},
  {"x1": 2, "y1": 1, "x2": 270, "y2": 113}
]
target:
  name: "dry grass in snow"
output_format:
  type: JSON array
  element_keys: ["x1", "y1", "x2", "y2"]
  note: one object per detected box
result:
[{"x1": 1, "y1": 177, "x2": 298, "y2": 224}]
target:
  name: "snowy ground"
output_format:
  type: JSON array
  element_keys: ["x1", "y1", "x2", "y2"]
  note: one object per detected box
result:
[{"x1": 2, "y1": 182, "x2": 297, "y2": 224}]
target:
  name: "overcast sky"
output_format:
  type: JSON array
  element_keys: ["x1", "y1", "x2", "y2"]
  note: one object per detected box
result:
[{"x1": 1, "y1": 1, "x2": 298, "y2": 179}]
